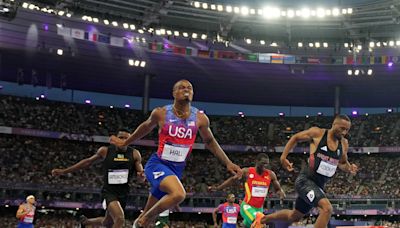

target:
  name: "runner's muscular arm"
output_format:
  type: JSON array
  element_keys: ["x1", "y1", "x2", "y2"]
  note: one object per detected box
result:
[
  {"x1": 268, "y1": 170, "x2": 286, "y2": 199},
  {"x1": 16, "y1": 205, "x2": 28, "y2": 219},
  {"x1": 338, "y1": 138, "x2": 358, "y2": 174},
  {"x1": 215, "y1": 168, "x2": 248, "y2": 190},
  {"x1": 198, "y1": 112, "x2": 242, "y2": 177},
  {"x1": 280, "y1": 127, "x2": 322, "y2": 171},
  {"x1": 212, "y1": 206, "x2": 220, "y2": 226},
  {"x1": 110, "y1": 108, "x2": 162, "y2": 147},
  {"x1": 133, "y1": 149, "x2": 145, "y2": 183},
  {"x1": 51, "y1": 146, "x2": 107, "y2": 176}
]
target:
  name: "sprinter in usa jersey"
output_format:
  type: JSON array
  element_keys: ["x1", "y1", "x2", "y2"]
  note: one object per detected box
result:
[{"x1": 110, "y1": 80, "x2": 242, "y2": 227}]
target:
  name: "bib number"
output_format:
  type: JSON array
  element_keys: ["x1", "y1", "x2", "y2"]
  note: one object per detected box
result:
[
  {"x1": 252, "y1": 186, "x2": 268, "y2": 197},
  {"x1": 23, "y1": 217, "x2": 33, "y2": 223},
  {"x1": 108, "y1": 169, "x2": 129, "y2": 184},
  {"x1": 227, "y1": 217, "x2": 237, "y2": 224},
  {"x1": 161, "y1": 144, "x2": 190, "y2": 162},
  {"x1": 316, "y1": 161, "x2": 337, "y2": 177}
]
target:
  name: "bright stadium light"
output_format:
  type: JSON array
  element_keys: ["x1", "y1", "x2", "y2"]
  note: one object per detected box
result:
[
  {"x1": 210, "y1": 4, "x2": 216, "y2": 10},
  {"x1": 193, "y1": 1, "x2": 200, "y2": 8},
  {"x1": 301, "y1": 8, "x2": 310, "y2": 18},
  {"x1": 103, "y1": 19, "x2": 109, "y2": 25},
  {"x1": 241, "y1": 6, "x2": 249, "y2": 16},
  {"x1": 315, "y1": 42, "x2": 320, "y2": 48},
  {"x1": 260, "y1": 40, "x2": 265, "y2": 45},
  {"x1": 332, "y1": 8, "x2": 340, "y2": 16},
  {"x1": 287, "y1": 9, "x2": 295, "y2": 18},
  {"x1": 201, "y1": 34, "x2": 207, "y2": 40},
  {"x1": 389, "y1": 40, "x2": 395, "y2": 46},
  {"x1": 354, "y1": 69, "x2": 360, "y2": 75},
  {"x1": 217, "y1": 5, "x2": 223, "y2": 11},
  {"x1": 347, "y1": 69, "x2": 352, "y2": 75},
  {"x1": 347, "y1": 8, "x2": 353, "y2": 14},
  {"x1": 298, "y1": 42, "x2": 303, "y2": 47},
  {"x1": 323, "y1": 42, "x2": 328, "y2": 48},
  {"x1": 226, "y1": 5, "x2": 232, "y2": 13},
  {"x1": 246, "y1": 38, "x2": 251, "y2": 44},
  {"x1": 344, "y1": 43, "x2": 349, "y2": 48},
  {"x1": 192, "y1": 33, "x2": 198, "y2": 39},
  {"x1": 317, "y1": 8, "x2": 325, "y2": 18},
  {"x1": 325, "y1": 9, "x2": 331, "y2": 16},
  {"x1": 234, "y1": 6, "x2": 240, "y2": 14},
  {"x1": 250, "y1": 9, "x2": 256, "y2": 14},
  {"x1": 367, "y1": 69, "x2": 373, "y2": 75},
  {"x1": 369, "y1": 41, "x2": 375, "y2": 48},
  {"x1": 111, "y1": 21, "x2": 118, "y2": 27},
  {"x1": 309, "y1": 42, "x2": 314, "y2": 47},
  {"x1": 123, "y1": 23, "x2": 129, "y2": 29},
  {"x1": 202, "y1": 2, "x2": 208, "y2": 9}
]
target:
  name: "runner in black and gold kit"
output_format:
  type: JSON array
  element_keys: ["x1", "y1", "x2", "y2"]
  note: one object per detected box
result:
[
  {"x1": 252, "y1": 115, "x2": 359, "y2": 228},
  {"x1": 51, "y1": 129, "x2": 144, "y2": 228}
]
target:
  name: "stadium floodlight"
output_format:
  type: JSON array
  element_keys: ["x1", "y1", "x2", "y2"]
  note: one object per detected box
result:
[
  {"x1": 103, "y1": 19, "x2": 109, "y2": 25},
  {"x1": 287, "y1": 9, "x2": 295, "y2": 18},
  {"x1": 202, "y1": 2, "x2": 208, "y2": 9},
  {"x1": 332, "y1": 8, "x2": 340, "y2": 16},
  {"x1": 347, "y1": 8, "x2": 353, "y2": 14},
  {"x1": 241, "y1": 7, "x2": 249, "y2": 16},
  {"x1": 389, "y1": 40, "x2": 394, "y2": 46},
  {"x1": 226, "y1": 5, "x2": 232, "y2": 13},
  {"x1": 217, "y1": 5, "x2": 223, "y2": 11},
  {"x1": 347, "y1": 69, "x2": 352, "y2": 75},
  {"x1": 301, "y1": 8, "x2": 310, "y2": 18},
  {"x1": 260, "y1": 40, "x2": 265, "y2": 45},
  {"x1": 123, "y1": 23, "x2": 129, "y2": 29},
  {"x1": 193, "y1": 1, "x2": 200, "y2": 8},
  {"x1": 245, "y1": 38, "x2": 251, "y2": 44},
  {"x1": 298, "y1": 42, "x2": 303, "y2": 47},
  {"x1": 317, "y1": 8, "x2": 325, "y2": 18},
  {"x1": 234, "y1": 6, "x2": 240, "y2": 14}
]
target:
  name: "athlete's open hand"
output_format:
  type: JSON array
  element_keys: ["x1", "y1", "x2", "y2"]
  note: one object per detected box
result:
[
  {"x1": 51, "y1": 168, "x2": 65, "y2": 176},
  {"x1": 349, "y1": 163, "x2": 358, "y2": 175},
  {"x1": 208, "y1": 186, "x2": 218, "y2": 192},
  {"x1": 226, "y1": 162, "x2": 242, "y2": 178},
  {"x1": 281, "y1": 158, "x2": 294, "y2": 172},
  {"x1": 137, "y1": 171, "x2": 145, "y2": 183},
  {"x1": 109, "y1": 135, "x2": 126, "y2": 147}
]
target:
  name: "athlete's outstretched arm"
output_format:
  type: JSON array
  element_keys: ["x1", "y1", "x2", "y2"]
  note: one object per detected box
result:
[
  {"x1": 214, "y1": 168, "x2": 248, "y2": 191},
  {"x1": 51, "y1": 146, "x2": 107, "y2": 176},
  {"x1": 268, "y1": 170, "x2": 286, "y2": 199},
  {"x1": 110, "y1": 108, "x2": 162, "y2": 147},
  {"x1": 281, "y1": 127, "x2": 321, "y2": 172},
  {"x1": 198, "y1": 113, "x2": 242, "y2": 177},
  {"x1": 338, "y1": 138, "x2": 358, "y2": 175}
]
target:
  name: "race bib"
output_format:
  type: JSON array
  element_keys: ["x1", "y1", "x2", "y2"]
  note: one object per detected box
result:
[
  {"x1": 23, "y1": 216, "x2": 33, "y2": 223},
  {"x1": 108, "y1": 169, "x2": 129, "y2": 184},
  {"x1": 252, "y1": 186, "x2": 268, "y2": 197},
  {"x1": 161, "y1": 144, "x2": 190, "y2": 162},
  {"x1": 227, "y1": 217, "x2": 237, "y2": 224},
  {"x1": 316, "y1": 161, "x2": 337, "y2": 177}
]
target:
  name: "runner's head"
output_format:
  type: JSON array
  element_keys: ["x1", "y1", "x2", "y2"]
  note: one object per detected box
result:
[
  {"x1": 331, "y1": 114, "x2": 351, "y2": 140},
  {"x1": 227, "y1": 193, "x2": 235, "y2": 203},
  {"x1": 26, "y1": 195, "x2": 35, "y2": 205},
  {"x1": 255, "y1": 153, "x2": 269, "y2": 172},
  {"x1": 116, "y1": 128, "x2": 130, "y2": 150},
  {"x1": 172, "y1": 79, "x2": 194, "y2": 103}
]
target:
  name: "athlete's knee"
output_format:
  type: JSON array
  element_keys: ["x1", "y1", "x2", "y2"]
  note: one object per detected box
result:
[
  {"x1": 170, "y1": 190, "x2": 186, "y2": 203},
  {"x1": 318, "y1": 199, "x2": 333, "y2": 215}
]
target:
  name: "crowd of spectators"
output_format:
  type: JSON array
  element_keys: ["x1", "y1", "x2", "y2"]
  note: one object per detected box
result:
[
  {"x1": 1, "y1": 95, "x2": 400, "y2": 146},
  {"x1": 1, "y1": 134, "x2": 399, "y2": 199}
]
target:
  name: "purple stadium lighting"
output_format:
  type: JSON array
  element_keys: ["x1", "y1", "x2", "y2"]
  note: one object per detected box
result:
[
  {"x1": 279, "y1": 112, "x2": 285, "y2": 117},
  {"x1": 238, "y1": 111, "x2": 244, "y2": 115},
  {"x1": 109, "y1": 106, "x2": 114, "y2": 109},
  {"x1": 305, "y1": 115, "x2": 309, "y2": 118},
  {"x1": 124, "y1": 104, "x2": 130, "y2": 108},
  {"x1": 43, "y1": 24, "x2": 49, "y2": 31},
  {"x1": 0, "y1": 85, "x2": 3, "y2": 89},
  {"x1": 40, "y1": 94, "x2": 45, "y2": 99},
  {"x1": 352, "y1": 110, "x2": 358, "y2": 115},
  {"x1": 199, "y1": 110, "x2": 205, "y2": 113},
  {"x1": 317, "y1": 112, "x2": 323, "y2": 116},
  {"x1": 85, "y1": 99, "x2": 91, "y2": 104},
  {"x1": 388, "y1": 61, "x2": 394, "y2": 67},
  {"x1": 35, "y1": 97, "x2": 40, "y2": 100},
  {"x1": 387, "y1": 108, "x2": 393, "y2": 113}
]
